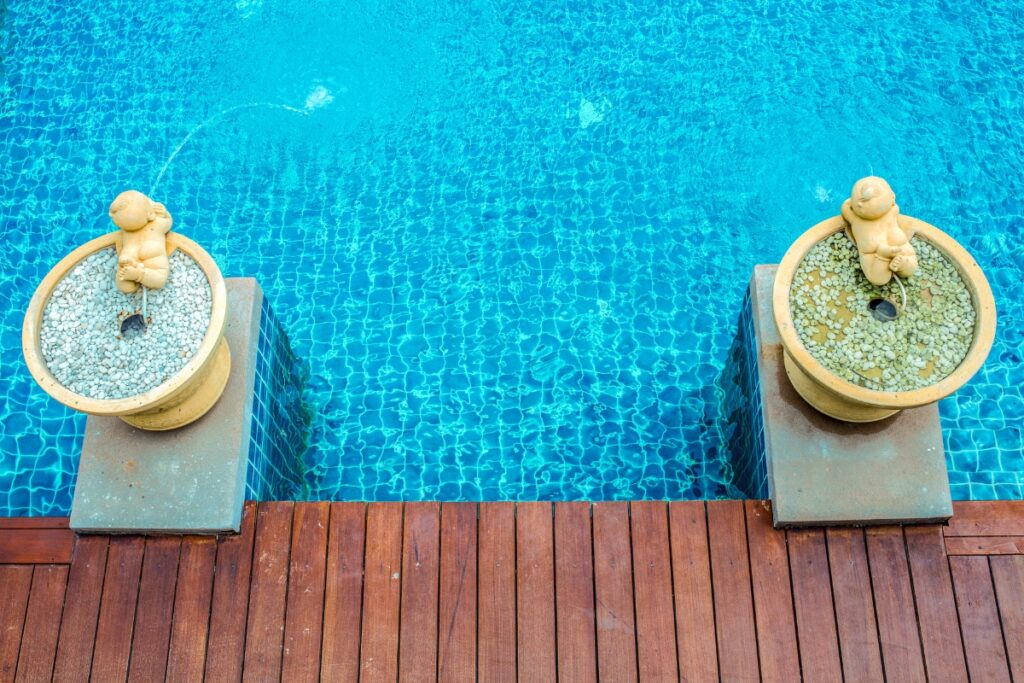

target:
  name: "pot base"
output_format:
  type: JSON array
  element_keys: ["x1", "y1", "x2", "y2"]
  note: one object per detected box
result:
[
  {"x1": 783, "y1": 351, "x2": 899, "y2": 423},
  {"x1": 120, "y1": 338, "x2": 232, "y2": 431}
]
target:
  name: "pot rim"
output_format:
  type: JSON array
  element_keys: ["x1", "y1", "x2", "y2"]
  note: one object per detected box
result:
[
  {"x1": 772, "y1": 215, "x2": 997, "y2": 409},
  {"x1": 21, "y1": 231, "x2": 228, "y2": 416}
]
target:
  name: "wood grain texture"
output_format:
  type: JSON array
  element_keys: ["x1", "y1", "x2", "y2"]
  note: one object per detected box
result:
[
  {"x1": 320, "y1": 502, "x2": 366, "y2": 682},
  {"x1": 946, "y1": 501, "x2": 1024, "y2": 536},
  {"x1": 745, "y1": 501, "x2": 798, "y2": 683},
  {"x1": 904, "y1": 525, "x2": 969, "y2": 683},
  {"x1": 865, "y1": 526, "x2": 927, "y2": 683},
  {"x1": 282, "y1": 501, "x2": 329, "y2": 683},
  {"x1": 6, "y1": 501, "x2": 1024, "y2": 683},
  {"x1": 945, "y1": 536, "x2": 1024, "y2": 555},
  {"x1": 0, "y1": 529, "x2": 74, "y2": 564},
  {"x1": 358, "y1": 502, "x2": 404, "y2": 683},
  {"x1": 592, "y1": 502, "x2": 638, "y2": 683},
  {"x1": 990, "y1": 555, "x2": 1024, "y2": 681},
  {"x1": 52, "y1": 535, "x2": 108, "y2": 683},
  {"x1": 90, "y1": 536, "x2": 145, "y2": 683},
  {"x1": 0, "y1": 566, "x2": 33, "y2": 683},
  {"x1": 516, "y1": 502, "x2": 557, "y2": 682},
  {"x1": 437, "y1": 503, "x2": 477, "y2": 683},
  {"x1": 788, "y1": 528, "x2": 843, "y2": 683},
  {"x1": 825, "y1": 527, "x2": 884, "y2": 682},
  {"x1": 554, "y1": 502, "x2": 598, "y2": 683},
  {"x1": 205, "y1": 500, "x2": 257, "y2": 683},
  {"x1": 127, "y1": 536, "x2": 182, "y2": 683},
  {"x1": 630, "y1": 502, "x2": 678, "y2": 682},
  {"x1": 478, "y1": 502, "x2": 516, "y2": 683},
  {"x1": 165, "y1": 536, "x2": 217, "y2": 683},
  {"x1": 15, "y1": 565, "x2": 69, "y2": 683},
  {"x1": 669, "y1": 501, "x2": 718, "y2": 683},
  {"x1": 707, "y1": 500, "x2": 759, "y2": 683},
  {"x1": 0, "y1": 517, "x2": 69, "y2": 529},
  {"x1": 398, "y1": 502, "x2": 441, "y2": 683},
  {"x1": 950, "y1": 555, "x2": 1011, "y2": 682},
  {"x1": 242, "y1": 501, "x2": 294, "y2": 682}
]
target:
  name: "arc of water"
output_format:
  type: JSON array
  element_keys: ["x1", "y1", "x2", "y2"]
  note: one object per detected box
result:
[{"x1": 149, "y1": 102, "x2": 309, "y2": 196}]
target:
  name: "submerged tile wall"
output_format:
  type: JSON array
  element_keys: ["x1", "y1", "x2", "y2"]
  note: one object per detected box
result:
[{"x1": 246, "y1": 296, "x2": 310, "y2": 500}]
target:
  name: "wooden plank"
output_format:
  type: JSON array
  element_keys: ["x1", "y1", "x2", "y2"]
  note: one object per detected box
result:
[
  {"x1": 950, "y1": 555, "x2": 1011, "y2": 682},
  {"x1": 554, "y1": 502, "x2": 597, "y2": 682},
  {"x1": 516, "y1": 502, "x2": 557, "y2": 682},
  {"x1": 205, "y1": 500, "x2": 257, "y2": 683},
  {"x1": 0, "y1": 529, "x2": 74, "y2": 564},
  {"x1": 990, "y1": 555, "x2": 1024, "y2": 680},
  {"x1": 787, "y1": 528, "x2": 843, "y2": 683},
  {"x1": 165, "y1": 536, "x2": 217, "y2": 683},
  {"x1": 0, "y1": 517, "x2": 69, "y2": 529},
  {"x1": 52, "y1": 535, "x2": 108, "y2": 683},
  {"x1": 0, "y1": 566, "x2": 32, "y2": 683},
  {"x1": 15, "y1": 565, "x2": 69, "y2": 682},
  {"x1": 90, "y1": 536, "x2": 145, "y2": 683},
  {"x1": 242, "y1": 501, "x2": 294, "y2": 682},
  {"x1": 437, "y1": 502, "x2": 477, "y2": 683},
  {"x1": 320, "y1": 503, "x2": 366, "y2": 682},
  {"x1": 630, "y1": 501, "x2": 678, "y2": 682},
  {"x1": 398, "y1": 502, "x2": 441, "y2": 682},
  {"x1": 282, "y1": 502, "x2": 330, "y2": 683},
  {"x1": 904, "y1": 525, "x2": 969, "y2": 682},
  {"x1": 946, "y1": 501, "x2": 1024, "y2": 536},
  {"x1": 478, "y1": 502, "x2": 516, "y2": 683},
  {"x1": 358, "y1": 502, "x2": 404, "y2": 683},
  {"x1": 127, "y1": 536, "x2": 182, "y2": 683},
  {"x1": 825, "y1": 527, "x2": 884, "y2": 682},
  {"x1": 668, "y1": 502, "x2": 717, "y2": 682},
  {"x1": 707, "y1": 500, "x2": 759, "y2": 683},
  {"x1": 591, "y1": 502, "x2": 638, "y2": 683},
  {"x1": 865, "y1": 526, "x2": 927, "y2": 682},
  {"x1": 945, "y1": 536, "x2": 1024, "y2": 555},
  {"x1": 745, "y1": 501, "x2": 799, "y2": 682}
]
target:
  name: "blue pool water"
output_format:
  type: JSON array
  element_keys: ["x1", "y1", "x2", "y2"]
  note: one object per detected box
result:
[{"x1": 2, "y1": 0, "x2": 1023, "y2": 514}]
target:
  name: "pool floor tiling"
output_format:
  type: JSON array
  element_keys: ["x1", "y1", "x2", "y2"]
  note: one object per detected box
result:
[{"x1": 1, "y1": 500, "x2": 1023, "y2": 681}]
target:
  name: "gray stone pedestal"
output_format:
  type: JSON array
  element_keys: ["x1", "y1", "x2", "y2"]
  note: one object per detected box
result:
[
  {"x1": 750, "y1": 265, "x2": 953, "y2": 527},
  {"x1": 70, "y1": 279, "x2": 264, "y2": 534}
]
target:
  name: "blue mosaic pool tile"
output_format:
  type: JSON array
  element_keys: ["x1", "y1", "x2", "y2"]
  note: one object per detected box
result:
[
  {"x1": 2, "y1": 0, "x2": 1024, "y2": 511},
  {"x1": 245, "y1": 296, "x2": 311, "y2": 500}
]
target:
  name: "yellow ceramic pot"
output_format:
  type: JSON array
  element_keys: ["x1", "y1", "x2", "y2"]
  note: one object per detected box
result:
[
  {"x1": 773, "y1": 215, "x2": 996, "y2": 423},
  {"x1": 22, "y1": 231, "x2": 231, "y2": 431}
]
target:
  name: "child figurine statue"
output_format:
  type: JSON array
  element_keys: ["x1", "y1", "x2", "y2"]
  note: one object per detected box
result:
[
  {"x1": 109, "y1": 190, "x2": 173, "y2": 293},
  {"x1": 840, "y1": 176, "x2": 918, "y2": 286}
]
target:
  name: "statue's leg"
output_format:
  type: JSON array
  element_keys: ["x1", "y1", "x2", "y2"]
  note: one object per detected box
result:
[
  {"x1": 116, "y1": 278, "x2": 139, "y2": 294},
  {"x1": 894, "y1": 253, "x2": 918, "y2": 278},
  {"x1": 861, "y1": 254, "x2": 893, "y2": 286}
]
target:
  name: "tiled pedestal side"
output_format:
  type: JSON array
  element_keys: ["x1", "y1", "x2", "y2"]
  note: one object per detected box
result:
[{"x1": 70, "y1": 278, "x2": 307, "y2": 533}]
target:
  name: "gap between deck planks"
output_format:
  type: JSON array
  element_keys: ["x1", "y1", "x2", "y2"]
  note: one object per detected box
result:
[{"x1": 0, "y1": 500, "x2": 1021, "y2": 681}]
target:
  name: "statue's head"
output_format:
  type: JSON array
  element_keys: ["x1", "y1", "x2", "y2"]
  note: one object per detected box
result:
[
  {"x1": 109, "y1": 190, "x2": 154, "y2": 232},
  {"x1": 849, "y1": 176, "x2": 896, "y2": 220}
]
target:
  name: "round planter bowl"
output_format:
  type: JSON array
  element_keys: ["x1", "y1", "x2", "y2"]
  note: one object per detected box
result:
[
  {"x1": 772, "y1": 215, "x2": 996, "y2": 423},
  {"x1": 22, "y1": 231, "x2": 231, "y2": 431}
]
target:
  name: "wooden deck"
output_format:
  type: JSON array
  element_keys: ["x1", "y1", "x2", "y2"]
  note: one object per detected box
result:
[{"x1": 1, "y1": 500, "x2": 1022, "y2": 682}]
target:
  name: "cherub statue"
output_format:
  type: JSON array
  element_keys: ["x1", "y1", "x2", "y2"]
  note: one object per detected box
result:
[
  {"x1": 840, "y1": 176, "x2": 918, "y2": 286},
  {"x1": 109, "y1": 190, "x2": 173, "y2": 293}
]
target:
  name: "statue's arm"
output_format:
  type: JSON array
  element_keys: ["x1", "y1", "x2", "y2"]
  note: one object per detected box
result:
[
  {"x1": 896, "y1": 212, "x2": 915, "y2": 240},
  {"x1": 840, "y1": 199, "x2": 855, "y2": 224}
]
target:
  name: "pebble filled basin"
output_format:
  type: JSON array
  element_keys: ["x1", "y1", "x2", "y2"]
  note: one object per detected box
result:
[{"x1": 2, "y1": 0, "x2": 1023, "y2": 514}]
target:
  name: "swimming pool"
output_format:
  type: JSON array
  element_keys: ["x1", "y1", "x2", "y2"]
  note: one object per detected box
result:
[{"x1": 2, "y1": 0, "x2": 1022, "y2": 515}]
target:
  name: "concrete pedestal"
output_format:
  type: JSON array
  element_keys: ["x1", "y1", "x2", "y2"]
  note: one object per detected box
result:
[
  {"x1": 750, "y1": 265, "x2": 953, "y2": 527},
  {"x1": 70, "y1": 279, "x2": 264, "y2": 533}
]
